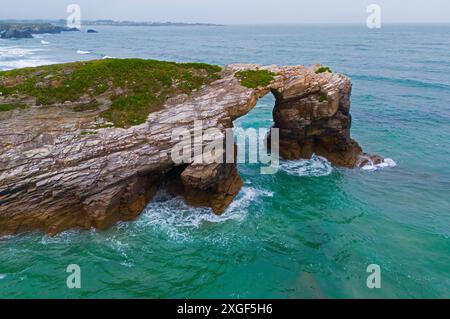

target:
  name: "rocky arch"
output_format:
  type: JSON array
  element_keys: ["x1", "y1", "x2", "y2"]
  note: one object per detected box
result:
[
  {"x1": 175, "y1": 64, "x2": 383, "y2": 215},
  {"x1": 0, "y1": 63, "x2": 382, "y2": 236}
]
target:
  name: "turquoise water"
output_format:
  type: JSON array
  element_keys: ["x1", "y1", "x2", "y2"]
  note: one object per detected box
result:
[{"x1": 0, "y1": 25, "x2": 449, "y2": 298}]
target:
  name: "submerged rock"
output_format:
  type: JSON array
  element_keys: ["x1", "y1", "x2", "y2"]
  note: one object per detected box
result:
[
  {"x1": 293, "y1": 272, "x2": 327, "y2": 299},
  {"x1": 0, "y1": 59, "x2": 382, "y2": 235}
]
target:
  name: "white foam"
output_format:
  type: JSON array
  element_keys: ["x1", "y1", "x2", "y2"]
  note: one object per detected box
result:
[
  {"x1": 0, "y1": 274, "x2": 6, "y2": 280},
  {"x1": 77, "y1": 50, "x2": 91, "y2": 55},
  {"x1": 280, "y1": 154, "x2": 333, "y2": 177},
  {"x1": 40, "y1": 229, "x2": 80, "y2": 245},
  {"x1": 102, "y1": 55, "x2": 113, "y2": 59},
  {"x1": 227, "y1": 187, "x2": 273, "y2": 212},
  {"x1": 40, "y1": 40, "x2": 50, "y2": 45},
  {"x1": 0, "y1": 46, "x2": 42, "y2": 59},
  {"x1": 106, "y1": 237, "x2": 134, "y2": 267},
  {"x1": 361, "y1": 158, "x2": 397, "y2": 171},
  {"x1": 0, "y1": 234, "x2": 17, "y2": 241},
  {"x1": 0, "y1": 59, "x2": 57, "y2": 71},
  {"x1": 0, "y1": 45, "x2": 54, "y2": 71},
  {"x1": 138, "y1": 187, "x2": 272, "y2": 241}
]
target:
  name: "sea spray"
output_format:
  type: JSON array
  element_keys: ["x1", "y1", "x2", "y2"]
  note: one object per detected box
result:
[
  {"x1": 280, "y1": 155, "x2": 333, "y2": 177},
  {"x1": 138, "y1": 187, "x2": 273, "y2": 241},
  {"x1": 361, "y1": 158, "x2": 397, "y2": 171}
]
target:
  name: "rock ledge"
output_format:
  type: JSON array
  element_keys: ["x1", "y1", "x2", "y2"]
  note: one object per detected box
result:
[{"x1": 0, "y1": 61, "x2": 382, "y2": 235}]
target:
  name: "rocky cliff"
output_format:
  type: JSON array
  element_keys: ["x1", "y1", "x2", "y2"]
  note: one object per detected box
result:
[
  {"x1": 0, "y1": 59, "x2": 382, "y2": 236},
  {"x1": 0, "y1": 23, "x2": 79, "y2": 39}
]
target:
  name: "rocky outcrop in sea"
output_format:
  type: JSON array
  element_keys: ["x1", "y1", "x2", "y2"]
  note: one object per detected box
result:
[
  {"x1": 0, "y1": 59, "x2": 382, "y2": 235},
  {"x1": 0, "y1": 23, "x2": 79, "y2": 39}
]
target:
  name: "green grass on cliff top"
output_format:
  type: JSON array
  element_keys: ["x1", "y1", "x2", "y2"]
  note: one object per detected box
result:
[
  {"x1": 315, "y1": 66, "x2": 332, "y2": 74},
  {"x1": 235, "y1": 69, "x2": 275, "y2": 89},
  {"x1": 0, "y1": 103, "x2": 28, "y2": 112},
  {"x1": 0, "y1": 59, "x2": 222, "y2": 127}
]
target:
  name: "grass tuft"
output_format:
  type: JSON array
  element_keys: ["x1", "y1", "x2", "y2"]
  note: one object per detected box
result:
[
  {"x1": 318, "y1": 95, "x2": 328, "y2": 103},
  {"x1": 0, "y1": 103, "x2": 27, "y2": 112},
  {"x1": 235, "y1": 69, "x2": 275, "y2": 89},
  {"x1": 316, "y1": 66, "x2": 332, "y2": 74}
]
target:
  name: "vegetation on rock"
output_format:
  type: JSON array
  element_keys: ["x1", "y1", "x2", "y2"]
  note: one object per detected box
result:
[
  {"x1": 235, "y1": 69, "x2": 275, "y2": 88},
  {"x1": 318, "y1": 95, "x2": 328, "y2": 103},
  {"x1": 0, "y1": 59, "x2": 222, "y2": 127},
  {"x1": 316, "y1": 66, "x2": 333, "y2": 74},
  {"x1": 0, "y1": 103, "x2": 27, "y2": 112}
]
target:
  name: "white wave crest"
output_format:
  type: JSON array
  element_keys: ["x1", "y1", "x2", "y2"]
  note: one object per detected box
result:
[
  {"x1": 0, "y1": 46, "x2": 42, "y2": 58},
  {"x1": 137, "y1": 187, "x2": 272, "y2": 241},
  {"x1": 40, "y1": 40, "x2": 50, "y2": 45},
  {"x1": 227, "y1": 187, "x2": 273, "y2": 211},
  {"x1": 40, "y1": 229, "x2": 80, "y2": 245},
  {"x1": 76, "y1": 50, "x2": 91, "y2": 55},
  {"x1": 0, "y1": 59, "x2": 57, "y2": 70},
  {"x1": 361, "y1": 158, "x2": 397, "y2": 171},
  {"x1": 106, "y1": 237, "x2": 134, "y2": 267},
  {"x1": 0, "y1": 46, "x2": 54, "y2": 71},
  {"x1": 0, "y1": 274, "x2": 6, "y2": 280},
  {"x1": 280, "y1": 155, "x2": 333, "y2": 177}
]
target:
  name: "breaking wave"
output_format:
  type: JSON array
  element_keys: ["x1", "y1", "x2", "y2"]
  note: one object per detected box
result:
[
  {"x1": 105, "y1": 236, "x2": 134, "y2": 267},
  {"x1": 0, "y1": 59, "x2": 57, "y2": 70},
  {"x1": 0, "y1": 46, "x2": 55, "y2": 71},
  {"x1": 137, "y1": 187, "x2": 273, "y2": 241},
  {"x1": 76, "y1": 50, "x2": 91, "y2": 55},
  {"x1": 360, "y1": 158, "x2": 397, "y2": 171},
  {"x1": 0, "y1": 46, "x2": 41, "y2": 58},
  {"x1": 280, "y1": 155, "x2": 333, "y2": 177}
]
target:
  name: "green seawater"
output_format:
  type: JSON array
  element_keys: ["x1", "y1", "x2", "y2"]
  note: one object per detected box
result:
[{"x1": 0, "y1": 25, "x2": 449, "y2": 298}]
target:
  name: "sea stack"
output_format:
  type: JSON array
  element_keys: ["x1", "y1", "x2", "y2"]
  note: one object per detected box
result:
[{"x1": 0, "y1": 59, "x2": 382, "y2": 235}]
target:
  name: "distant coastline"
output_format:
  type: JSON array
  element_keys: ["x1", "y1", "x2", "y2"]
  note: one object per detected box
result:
[
  {"x1": 0, "y1": 19, "x2": 221, "y2": 39},
  {"x1": 0, "y1": 22, "x2": 79, "y2": 39},
  {"x1": 0, "y1": 19, "x2": 221, "y2": 27}
]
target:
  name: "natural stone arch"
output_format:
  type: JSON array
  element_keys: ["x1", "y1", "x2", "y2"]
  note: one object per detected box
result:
[{"x1": 0, "y1": 62, "x2": 382, "y2": 236}]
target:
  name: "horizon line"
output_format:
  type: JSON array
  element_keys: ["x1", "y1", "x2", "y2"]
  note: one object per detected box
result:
[{"x1": 1, "y1": 19, "x2": 450, "y2": 26}]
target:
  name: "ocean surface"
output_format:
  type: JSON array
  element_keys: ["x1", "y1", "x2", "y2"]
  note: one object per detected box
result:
[{"x1": 0, "y1": 24, "x2": 449, "y2": 298}]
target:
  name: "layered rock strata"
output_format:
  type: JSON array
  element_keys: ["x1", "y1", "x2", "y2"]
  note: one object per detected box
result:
[{"x1": 0, "y1": 61, "x2": 381, "y2": 235}]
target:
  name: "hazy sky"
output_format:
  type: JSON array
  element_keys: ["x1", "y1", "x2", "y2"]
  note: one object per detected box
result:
[{"x1": 1, "y1": 0, "x2": 449, "y2": 24}]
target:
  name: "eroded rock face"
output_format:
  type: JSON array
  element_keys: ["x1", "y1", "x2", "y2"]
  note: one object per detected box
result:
[
  {"x1": 270, "y1": 65, "x2": 379, "y2": 168},
  {"x1": 0, "y1": 62, "x2": 381, "y2": 235},
  {"x1": 168, "y1": 162, "x2": 243, "y2": 214}
]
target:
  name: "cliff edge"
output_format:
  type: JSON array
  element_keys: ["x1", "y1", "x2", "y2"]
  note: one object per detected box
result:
[{"x1": 0, "y1": 59, "x2": 382, "y2": 235}]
